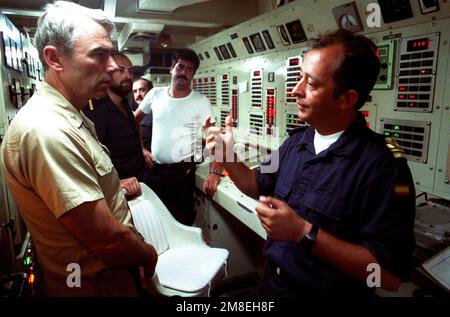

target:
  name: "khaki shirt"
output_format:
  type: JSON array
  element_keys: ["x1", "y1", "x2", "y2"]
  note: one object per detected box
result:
[{"x1": 0, "y1": 82, "x2": 132, "y2": 285}]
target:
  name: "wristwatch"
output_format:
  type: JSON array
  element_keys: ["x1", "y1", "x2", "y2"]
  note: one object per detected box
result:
[
  {"x1": 299, "y1": 223, "x2": 319, "y2": 250},
  {"x1": 209, "y1": 169, "x2": 221, "y2": 175}
]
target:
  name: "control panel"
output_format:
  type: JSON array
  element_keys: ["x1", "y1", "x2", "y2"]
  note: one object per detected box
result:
[{"x1": 395, "y1": 33, "x2": 439, "y2": 113}]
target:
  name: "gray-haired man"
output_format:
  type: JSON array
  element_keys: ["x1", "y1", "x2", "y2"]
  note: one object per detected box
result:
[{"x1": 0, "y1": 1, "x2": 157, "y2": 296}]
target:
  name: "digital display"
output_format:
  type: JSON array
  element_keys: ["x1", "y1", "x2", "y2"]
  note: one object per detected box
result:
[
  {"x1": 242, "y1": 37, "x2": 254, "y2": 54},
  {"x1": 285, "y1": 20, "x2": 307, "y2": 44},
  {"x1": 290, "y1": 58, "x2": 300, "y2": 66},
  {"x1": 213, "y1": 47, "x2": 223, "y2": 60},
  {"x1": 249, "y1": 33, "x2": 266, "y2": 52},
  {"x1": 378, "y1": 0, "x2": 413, "y2": 24},
  {"x1": 262, "y1": 30, "x2": 275, "y2": 49},
  {"x1": 407, "y1": 38, "x2": 430, "y2": 52},
  {"x1": 226, "y1": 43, "x2": 237, "y2": 58},
  {"x1": 219, "y1": 44, "x2": 231, "y2": 60}
]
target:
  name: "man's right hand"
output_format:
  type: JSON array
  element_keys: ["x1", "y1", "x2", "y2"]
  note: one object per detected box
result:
[
  {"x1": 205, "y1": 115, "x2": 235, "y2": 163},
  {"x1": 143, "y1": 148, "x2": 155, "y2": 169}
]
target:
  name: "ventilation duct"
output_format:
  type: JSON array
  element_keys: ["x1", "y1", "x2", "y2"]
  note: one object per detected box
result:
[
  {"x1": 137, "y1": 0, "x2": 211, "y2": 14},
  {"x1": 118, "y1": 22, "x2": 165, "y2": 52}
]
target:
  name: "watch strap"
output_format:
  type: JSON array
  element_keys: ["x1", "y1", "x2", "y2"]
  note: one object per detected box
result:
[{"x1": 299, "y1": 223, "x2": 319, "y2": 250}]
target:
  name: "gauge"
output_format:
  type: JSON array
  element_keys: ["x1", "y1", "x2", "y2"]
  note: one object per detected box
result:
[
  {"x1": 340, "y1": 14, "x2": 358, "y2": 30},
  {"x1": 332, "y1": 2, "x2": 363, "y2": 33}
]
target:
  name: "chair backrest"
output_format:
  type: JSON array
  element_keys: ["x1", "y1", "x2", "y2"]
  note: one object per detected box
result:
[{"x1": 129, "y1": 197, "x2": 169, "y2": 255}]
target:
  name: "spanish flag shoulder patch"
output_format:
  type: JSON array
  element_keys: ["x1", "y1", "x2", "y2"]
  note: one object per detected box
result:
[{"x1": 394, "y1": 184, "x2": 410, "y2": 196}]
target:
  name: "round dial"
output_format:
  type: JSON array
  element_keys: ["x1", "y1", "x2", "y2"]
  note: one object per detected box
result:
[{"x1": 339, "y1": 14, "x2": 358, "y2": 31}]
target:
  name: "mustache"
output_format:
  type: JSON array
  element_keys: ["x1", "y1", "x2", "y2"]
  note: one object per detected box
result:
[
  {"x1": 121, "y1": 79, "x2": 132, "y2": 86},
  {"x1": 176, "y1": 75, "x2": 188, "y2": 81}
]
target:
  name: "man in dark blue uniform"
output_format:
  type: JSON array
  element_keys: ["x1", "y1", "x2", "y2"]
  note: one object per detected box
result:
[
  {"x1": 206, "y1": 30, "x2": 415, "y2": 296},
  {"x1": 83, "y1": 52, "x2": 152, "y2": 196}
]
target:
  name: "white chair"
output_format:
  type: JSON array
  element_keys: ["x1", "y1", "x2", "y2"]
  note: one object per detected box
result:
[{"x1": 128, "y1": 182, "x2": 229, "y2": 297}]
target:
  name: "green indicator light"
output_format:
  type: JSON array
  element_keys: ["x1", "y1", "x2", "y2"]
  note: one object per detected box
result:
[
  {"x1": 394, "y1": 133, "x2": 400, "y2": 138},
  {"x1": 384, "y1": 131, "x2": 390, "y2": 136},
  {"x1": 394, "y1": 125, "x2": 400, "y2": 130}
]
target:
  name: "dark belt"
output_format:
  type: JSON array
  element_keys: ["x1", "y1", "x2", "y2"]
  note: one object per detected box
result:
[{"x1": 155, "y1": 158, "x2": 199, "y2": 173}]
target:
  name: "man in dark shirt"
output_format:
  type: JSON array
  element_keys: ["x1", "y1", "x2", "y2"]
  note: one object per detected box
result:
[
  {"x1": 206, "y1": 30, "x2": 416, "y2": 296},
  {"x1": 132, "y1": 77, "x2": 154, "y2": 152},
  {"x1": 83, "y1": 52, "x2": 152, "y2": 194}
]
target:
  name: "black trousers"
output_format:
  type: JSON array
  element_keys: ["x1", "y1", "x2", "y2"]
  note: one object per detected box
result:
[
  {"x1": 143, "y1": 162, "x2": 196, "y2": 226},
  {"x1": 259, "y1": 259, "x2": 375, "y2": 297},
  {"x1": 259, "y1": 260, "x2": 316, "y2": 297}
]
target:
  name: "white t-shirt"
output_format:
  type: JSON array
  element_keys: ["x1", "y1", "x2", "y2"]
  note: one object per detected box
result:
[
  {"x1": 138, "y1": 86, "x2": 215, "y2": 163},
  {"x1": 313, "y1": 129, "x2": 345, "y2": 155}
]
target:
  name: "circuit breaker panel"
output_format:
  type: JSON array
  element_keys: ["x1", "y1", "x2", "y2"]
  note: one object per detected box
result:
[{"x1": 0, "y1": 13, "x2": 43, "y2": 278}]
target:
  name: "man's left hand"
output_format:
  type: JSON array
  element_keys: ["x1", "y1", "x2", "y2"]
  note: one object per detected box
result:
[{"x1": 255, "y1": 196, "x2": 310, "y2": 242}]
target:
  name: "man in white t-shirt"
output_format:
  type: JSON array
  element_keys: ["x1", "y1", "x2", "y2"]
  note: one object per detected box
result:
[{"x1": 134, "y1": 48, "x2": 221, "y2": 225}]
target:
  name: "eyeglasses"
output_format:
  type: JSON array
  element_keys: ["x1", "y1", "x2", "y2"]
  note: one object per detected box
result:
[{"x1": 116, "y1": 66, "x2": 133, "y2": 75}]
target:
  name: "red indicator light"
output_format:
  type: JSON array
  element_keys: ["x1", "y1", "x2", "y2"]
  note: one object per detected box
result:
[
  {"x1": 407, "y1": 38, "x2": 430, "y2": 52},
  {"x1": 290, "y1": 58, "x2": 299, "y2": 66},
  {"x1": 399, "y1": 94, "x2": 405, "y2": 99},
  {"x1": 254, "y1": 71, "x2": 260, "y2": 76},
  {"x1": 211, "y1": 77, "x2": 215, "y2": 82},
  {"x1": 409, "y1": 103, "x2": 414, "y2": 107},
  {"x1": 223, "y1": 74, "x2": 228, "y2": 80},
  {"x1": 267, "y1": 89, "x2": 274, "y2": 95},
  {"x1": 193, "y1": 79, "x2": 197, "y2": 84},
  {"x1": 409, "y1": 95, "x2": 415, "y2": 99},
  {"x1": 399, "y1": 86, "x2": 406, "y2": 91},
  {"x1": 205, "y1": 78, "x2": 208, "y2": 83}
]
